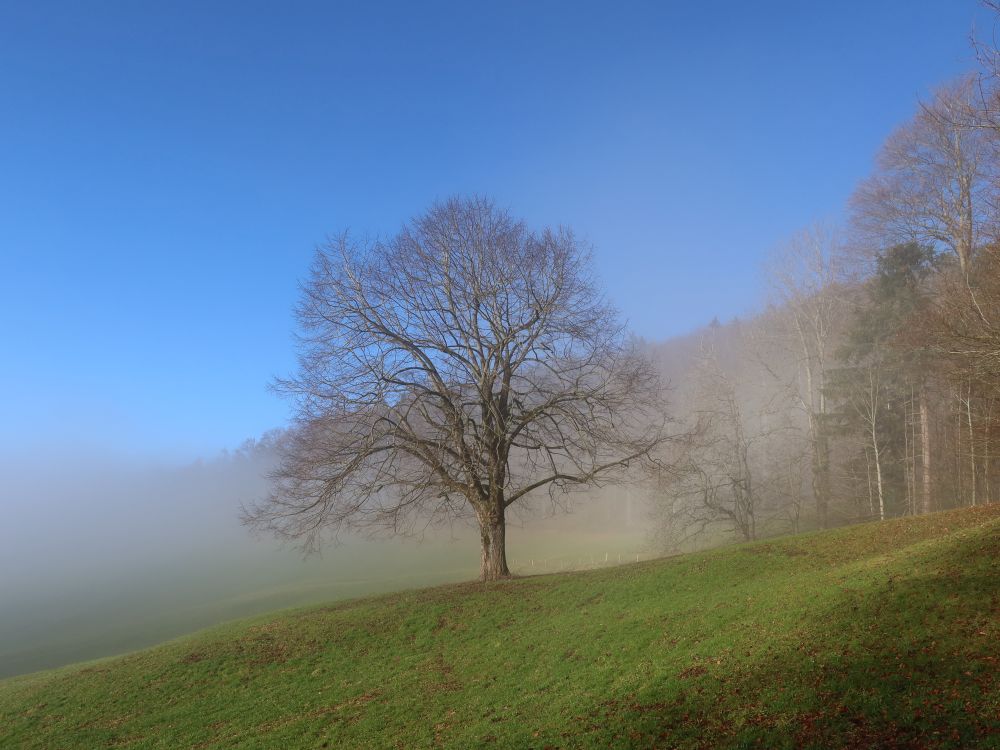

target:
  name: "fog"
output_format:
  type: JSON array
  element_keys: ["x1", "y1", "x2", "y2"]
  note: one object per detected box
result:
[{"x1": 0, "y1": 440, "x2": 646, "y2": 679}]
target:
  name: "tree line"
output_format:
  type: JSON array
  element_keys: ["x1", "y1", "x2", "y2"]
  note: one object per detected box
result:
[{"x1": 653, "y1": 35, "x2": 1000, "y2": 547}]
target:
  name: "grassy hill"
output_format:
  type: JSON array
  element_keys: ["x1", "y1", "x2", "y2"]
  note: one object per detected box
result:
[{"x1": 2, "y1": 506, "x2": 998, "y2": 749}]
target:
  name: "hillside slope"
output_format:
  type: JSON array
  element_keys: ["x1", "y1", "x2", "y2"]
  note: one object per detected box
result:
[{"x1": 2, "y1": 506, "x2": 999, "y2": 749}]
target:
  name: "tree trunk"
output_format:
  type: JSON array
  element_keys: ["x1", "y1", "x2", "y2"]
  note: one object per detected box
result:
[
  {"x1": 919, "y1": 387, "x2": 932, "y2": 515},
  {"x1": 812, "y1": 428, "x2": 831, "y2": 528},
  {"x1": 966, "y1": 382, "x2": 977, "y2": 507},
  {"x1": 904, "y1": 393, "x2": 913, "y2": 515},
  {"x1": 873, "y1": 437, "x2": 885, "y2": 522},
  {"x1": 479, "y1": 507, "x2": 510, "y2": 582},
  {"x1": 865, "y1": 447, "x2": 875, "y2": 519},
  {"x1": 985, "y1": 398, "x2": 995, "y2": 504}
]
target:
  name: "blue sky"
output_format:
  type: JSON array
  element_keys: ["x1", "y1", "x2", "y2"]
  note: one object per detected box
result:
[{"x1": 0, "y1": 1, "x2": 991, "y2": 460}]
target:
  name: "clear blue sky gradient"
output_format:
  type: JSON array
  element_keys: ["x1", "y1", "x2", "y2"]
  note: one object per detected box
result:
[{"x1": 0, "y1": 1, "x2": 990, "y2": 460}]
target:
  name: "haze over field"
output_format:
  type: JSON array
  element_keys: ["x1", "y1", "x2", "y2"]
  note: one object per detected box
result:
[{"x1": 0, "y1": 446, "x2": 646, "y2": 677}]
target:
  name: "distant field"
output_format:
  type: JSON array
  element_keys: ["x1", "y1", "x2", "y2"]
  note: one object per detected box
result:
[{"x1": 2, "y1": 506, "x2": 998, "y2": 749}]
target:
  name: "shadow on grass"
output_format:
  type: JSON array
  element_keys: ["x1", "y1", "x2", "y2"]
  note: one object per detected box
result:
[{"x1": 560, "y1": 524, "x2": 1000, "y2": 749}]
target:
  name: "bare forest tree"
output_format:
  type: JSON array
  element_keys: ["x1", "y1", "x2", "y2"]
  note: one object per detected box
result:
[
  {"x1": 927, "y1": 246, "x2": 1000, "y2": 384},
  {"x1": 843, "y1": 359, "x2": 889, "y2": 521},
  {"x1": 970, "y1": 1, "x2": 1000, "y2": 136},
  {"x1": 850, "y1": 79, "x2": 999, "y2": 513},
  {"x1": 851, "y1": 77, "x2": 994, "y2": 276},
  {"x1": 925, "y1": 246, "x2": 1000, "y2": 504},
  {"x1": 656, "y1": 332, "x2": 796, "y2": 546},
  {"x1": 244, "y1": 197, "x2": 674, "y2": 580},
  {"x1": 764, "y1": 226, "x2": 848, "y2": 528}
]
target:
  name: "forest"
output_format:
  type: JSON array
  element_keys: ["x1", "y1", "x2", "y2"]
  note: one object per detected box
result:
[{"x1": 647, "y1": 62, "x2": 1000, "y2": 549}]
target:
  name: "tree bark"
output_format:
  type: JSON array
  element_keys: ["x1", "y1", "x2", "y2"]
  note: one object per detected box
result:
[
  {"x1": 479, "y1": 507, "x2": 510, "y2": 582},
  {"x1": 812, "y1": 427, "x2": 831, "y2": 528},
  {"x1": 919, "y1": 387, "x2": 932, "y2": 514},
  {"x1": 873, "y1": 433, "x2": 886, "y2": 522},
  {"x1": 966, "y1": 382, "x2": 977, "y2": 507}
]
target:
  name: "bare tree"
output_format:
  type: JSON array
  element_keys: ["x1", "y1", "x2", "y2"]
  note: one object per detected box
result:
[
  {"x1": 764, "y1": 225, "x2": 848, "y2": 528},
  {"x1": 244, "y1": 197, "x2": 673, "y2": 581},
  {"x1": 850, "y1": 79, "x2": 994, "y2": 515},
  {"x1": 656, "y1": 335, "x2": 792, "y2": 546},
  {"x1": 969, "y1": 2, "x2": 1000, "y2": 136},
  {"x1": 925, "y1": 247, "x2": 1000, "y2": 505},
  {"x1": 927, "y1": 247, "x2": 1000, "y2": 383},
  {"x1": 847, "y1": 361, "x2": 888, "y2": 521},
  {"x1": 851, "y1": 77, "x2": 993, "y2": 276}
]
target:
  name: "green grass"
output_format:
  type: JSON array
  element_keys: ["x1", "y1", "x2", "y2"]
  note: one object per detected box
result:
[{"x1": 2, "y1": 506, "x2": 999, "y2": 749}]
